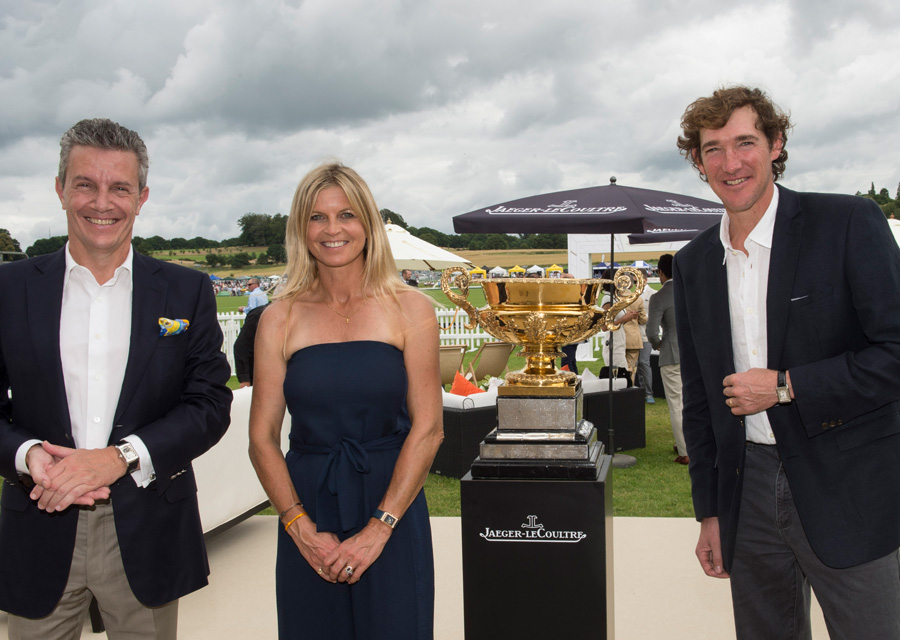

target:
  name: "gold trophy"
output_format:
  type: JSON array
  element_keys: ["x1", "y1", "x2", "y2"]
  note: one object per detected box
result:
[{"x1": 441, "y1": 266, "x2": 646, "y2": 479}]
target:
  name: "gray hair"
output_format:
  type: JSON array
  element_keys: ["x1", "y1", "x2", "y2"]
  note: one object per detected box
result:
[{"x1": 59, "y1": 118, "x2": 149, "y2": 190}]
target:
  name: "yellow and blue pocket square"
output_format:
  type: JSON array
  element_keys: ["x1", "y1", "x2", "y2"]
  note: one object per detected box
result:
[{"x1": 159, "y1": 317, "x2": 190, "y2": 337}]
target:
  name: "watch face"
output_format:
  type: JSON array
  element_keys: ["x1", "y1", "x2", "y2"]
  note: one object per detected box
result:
[
  {"x1": 384, "y1": 514, "x2": 397, "y2": 526},
  {"x1": 777, "y1": 387, "x2": 791, "y2": 404},
  {"x1": 117, "y1": 443, "x2": 139, "y2": 469}
]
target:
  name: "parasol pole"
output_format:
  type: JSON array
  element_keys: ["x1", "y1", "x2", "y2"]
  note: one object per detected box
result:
[{"x1": 607, "y1": 177, "x2": 636, "y2": 469}]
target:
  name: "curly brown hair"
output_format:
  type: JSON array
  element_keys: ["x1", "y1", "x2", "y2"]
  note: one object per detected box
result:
[{"x1": 677, "y1": 86, "x2": 793, "y2": 182}]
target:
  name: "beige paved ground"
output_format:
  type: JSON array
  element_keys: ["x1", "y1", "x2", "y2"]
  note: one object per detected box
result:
[{"x1": 0, "y1": 516, "x2": 826, "y2": 639}]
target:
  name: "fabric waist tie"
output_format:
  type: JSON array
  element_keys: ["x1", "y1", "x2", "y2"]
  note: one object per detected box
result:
[{"x1": 290, "y1": 432, "x2": 408, "y2": 532}]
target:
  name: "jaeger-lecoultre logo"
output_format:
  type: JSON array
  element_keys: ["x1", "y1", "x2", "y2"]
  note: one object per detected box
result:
[{"x1": 479, "y1": 515, "x2": 587, "y2": 543}]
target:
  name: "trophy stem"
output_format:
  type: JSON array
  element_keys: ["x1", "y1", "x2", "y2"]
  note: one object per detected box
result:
[{"x1": 505, "y1": 345, "x2": 576, "y2": 389}]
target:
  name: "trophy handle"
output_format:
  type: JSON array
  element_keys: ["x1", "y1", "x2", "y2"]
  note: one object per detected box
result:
[
  {"x1": 601, "y1": 266, "x2": 647, "y2": 331},
  {"x1": 441, "y1": 266, "x2": 479, "y2": 330}
]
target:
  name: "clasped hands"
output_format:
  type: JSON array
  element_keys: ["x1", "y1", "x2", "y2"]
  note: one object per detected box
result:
[
  {"x1": 722, "y1": 368, "x2": 782, "y2": 416},
  {"x1": 26, "y1": 441, "x2": 128, "y2": 512},
  {"x1": 287, "y1": 516, "x2": 391, "y2": 585}
]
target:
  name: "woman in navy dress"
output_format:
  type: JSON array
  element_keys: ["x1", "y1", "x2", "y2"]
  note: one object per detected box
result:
[{"x1": 249, "y1": 162, "x2": 443, "y2": 639}]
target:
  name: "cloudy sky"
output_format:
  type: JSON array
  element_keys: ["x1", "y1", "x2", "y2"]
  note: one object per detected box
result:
[{"x1": 2, "y1": 0, "x2": 899, "y2": 251}]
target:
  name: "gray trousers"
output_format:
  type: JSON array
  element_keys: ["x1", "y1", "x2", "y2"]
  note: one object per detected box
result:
[
  {"x1": 731, "y1": 443, "x2": 900, "y2": 640},
  {"x1": 8, "y1": 503, "x2": 178, "y2": 640},
  {"x1": 636, "y1": 341, "x2": 652, "y2": 398}
]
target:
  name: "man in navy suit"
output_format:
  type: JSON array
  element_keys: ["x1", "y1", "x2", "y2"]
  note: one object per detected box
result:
[
  {"x1": 673, "y1": 87, "x2": 900, "y2": 638},
  {"x1": 0, "y1": 119, "x2": 232, "y2": 638}
]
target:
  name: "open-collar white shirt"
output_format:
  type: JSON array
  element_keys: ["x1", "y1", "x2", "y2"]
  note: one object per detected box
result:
[
  {"x1": 720, "y1": 186, "x2": 780, "y2": 444},
  {"x1": 16, "y1": 244, "x2": 155, "y2": 486}
]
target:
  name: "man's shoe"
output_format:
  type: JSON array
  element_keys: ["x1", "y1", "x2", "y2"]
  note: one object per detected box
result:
[
  {"x1": 646, "y1": 397, "x2": 655, "y2": 404},
  {"x1": 674, "y1": 456, "x2": 690, "y2": 465}
]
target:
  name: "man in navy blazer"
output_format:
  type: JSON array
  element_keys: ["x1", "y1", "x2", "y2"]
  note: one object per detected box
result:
[
  {"x1": 673, "y1": 87, "x2": 900, "y2": 638},
  {"x1": 0, "y1": 119, "x2": 232, "y2": 637}
]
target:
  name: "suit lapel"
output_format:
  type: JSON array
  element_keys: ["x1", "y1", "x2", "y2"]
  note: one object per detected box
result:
[
  {"x1": 113, "y1": 253, "x2": 167, "y2": 428},
  {"x1": 767, "y1": 186, "x2": 803, "y2": 367},
  {"x1": 24, "y1": 250, "x2": 71, "y2": 434}
]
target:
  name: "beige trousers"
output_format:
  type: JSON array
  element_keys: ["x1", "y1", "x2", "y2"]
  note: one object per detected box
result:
[
  {"x1": 8, "y1": 503, "x2": 178, "y2": 640},
  {"x1": 660, "y1": 364, "x2": 686, "y2": 457}
]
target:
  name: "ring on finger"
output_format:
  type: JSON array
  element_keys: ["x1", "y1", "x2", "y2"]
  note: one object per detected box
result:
[
  {"x1": 317, "y1": 567, "x2": 324, "y2": 575},
  {"x1": 345, "y1": 565, "x2": 354, "y2": 577}
]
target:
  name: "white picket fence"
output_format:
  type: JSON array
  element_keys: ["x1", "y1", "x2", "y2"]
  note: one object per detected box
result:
[{"x1": 217, "y1": 309, "x2": 605, "y2": 375}]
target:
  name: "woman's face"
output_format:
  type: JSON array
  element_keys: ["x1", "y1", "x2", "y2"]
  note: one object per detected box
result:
[{"x1": 306, "y1": 185, "x2": 367, "y2": 271}]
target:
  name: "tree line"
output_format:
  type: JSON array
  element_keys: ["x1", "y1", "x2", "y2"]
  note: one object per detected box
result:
[
  {"x1": 12, "y1": 182, "x2": 899, "y2": 260},
  {"x1": 858, "y1": 182, "x2": 900, "y2": 218}
]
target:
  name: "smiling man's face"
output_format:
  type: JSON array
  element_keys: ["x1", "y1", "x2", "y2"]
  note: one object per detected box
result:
[
  {"x1": 696, "y1": 105, "x2": 782, "y2": 220},
  {"x1": 56, "y1": 144, "x2": 148, "y2": 269}
]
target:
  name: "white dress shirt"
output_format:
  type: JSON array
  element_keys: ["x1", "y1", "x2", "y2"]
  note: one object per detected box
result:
[
  {"x1": 16, "y1": 244, "x2": 155, "y2": 486},
  {"x1": 720, "y1": 188, "x2": 780, "y2": 444}
]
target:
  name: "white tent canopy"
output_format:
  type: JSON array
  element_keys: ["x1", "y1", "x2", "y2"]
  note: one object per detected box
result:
[
  {"x1": 488, "y1": 265, "x2": 508, "y2": 277},
  {"x1": 384, "y1": 223, "x2": 473, "y2": 271},
  {"x1": 566, "y1": 233, "x2": 691, "y2": 278},
  {"x1": 889, "y1": 219, "x2": 900, "y2": 248},
  {"x1": 526, "y1": 264, "x2": 544, "y2": 275}
]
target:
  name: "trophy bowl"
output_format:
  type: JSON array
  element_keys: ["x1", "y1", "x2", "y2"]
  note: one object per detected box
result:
[{"x1": 440, "y1": 266, "x2": 646, "y2": 392}]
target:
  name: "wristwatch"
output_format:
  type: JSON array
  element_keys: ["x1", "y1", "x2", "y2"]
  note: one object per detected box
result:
[
  {"x1": 115, "y1": 441, "x2": 140, "y2": 473},
  {"x1": 373, "y1": 509, "x2": 399, "y2": 529},
  {"x1": 776, "y1": 370, "x2": 792, "y2": 405}
]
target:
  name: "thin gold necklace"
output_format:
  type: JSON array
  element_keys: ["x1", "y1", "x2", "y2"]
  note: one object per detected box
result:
[{"x1": 324, "y1": 298, "x2": 367, "y2": 324}]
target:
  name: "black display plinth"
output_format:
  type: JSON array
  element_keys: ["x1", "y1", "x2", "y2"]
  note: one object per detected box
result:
[
  {"x1": 582, "y1": 387, "x2": 646, "y2": 451},
  {"x1": 460, "y1": 456, "x2": 614, "y2": 639},
  {"x1": 431, "y1": 405, "x2": 498, "y2": 478}
]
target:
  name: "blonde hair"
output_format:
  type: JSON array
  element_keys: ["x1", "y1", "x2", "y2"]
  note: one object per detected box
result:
[{"x1": 277, "y1": 161, "x2": 407, "y2": 302}]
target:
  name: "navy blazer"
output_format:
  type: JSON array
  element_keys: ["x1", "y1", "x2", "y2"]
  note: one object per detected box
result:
[
  {"x1": 674, "y1": 186, "x2": 900, "y2": 571},
  {"x1": 0, "y1": 249, "x2": 232, "y2": 617}
]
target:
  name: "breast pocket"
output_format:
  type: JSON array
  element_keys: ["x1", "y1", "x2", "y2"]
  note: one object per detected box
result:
[{"x1": 786, "y1": 286, "x2": 838, "y2": 361}]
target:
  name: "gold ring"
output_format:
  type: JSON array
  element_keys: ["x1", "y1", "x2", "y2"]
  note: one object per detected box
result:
[
  {"x1": 317, "y1": 567, "x2": 324, "y2": 575},
  {"x1": 345, "y1": 565, "x2": 354, "y2": 576}
]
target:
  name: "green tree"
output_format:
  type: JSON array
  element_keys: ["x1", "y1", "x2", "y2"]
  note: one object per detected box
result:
[
  {"x1": 26, "y1": 236, "x2": 67, "y2": 256},
  {"x1": 380, "y1": 209, "x2": 408, "y2": 228},
  {"x1": 132, "y1": 237, "x2": 154, "y2": 256},
  {"x1": 484, "y1": 234, "x2": 509, "y2": 250},
  {"x1": 267, "y1": 243, "x2": 287, "y2": 264},
  {"x1": 0, "y1": 229, "x2": 22, "y2": 253},
  {"x1": 205, "y1": 253, "x2": 222, "y2": 267},
  {"x1": 238, "y1": 213, "x2": 286, "y2": 246},
  {"x1": 269, "y1": 214, "x2": 287, "y2": 245},
  {"x1": 413, "y1": 227, "x2": 450, "y2": 246},
  {"x1": 145, "y1": 235, "x2": 169, "y2": 251},
  {"x1": 229, "y1": 252, "x2": 251, "y2": 269},
  {"x1": 882, "y1": 202, "x2": 900, "y2": 219}
]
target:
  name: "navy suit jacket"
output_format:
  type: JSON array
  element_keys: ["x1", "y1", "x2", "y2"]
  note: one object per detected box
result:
[
  {"x1": 674, "y1": 186, "x2": 900, "y2": 571},
  {"x1": 0, "y1": 249, "x2": 232, "y2": 617}
]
